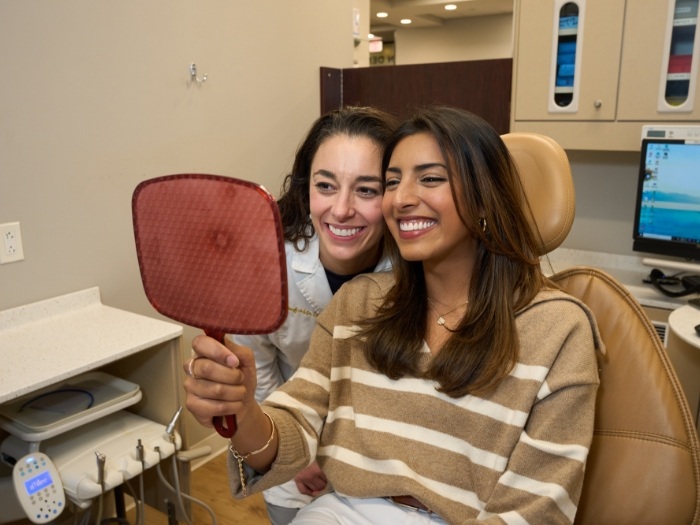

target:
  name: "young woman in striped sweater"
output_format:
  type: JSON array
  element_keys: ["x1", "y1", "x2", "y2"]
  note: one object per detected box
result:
[{"x1": 184, "y1": 106, "x2": 601, "y2": 524}]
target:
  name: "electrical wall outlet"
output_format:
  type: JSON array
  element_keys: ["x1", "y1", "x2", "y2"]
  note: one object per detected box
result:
[{"x1": 0, "y1": 222, "x2": 24, "y2": 264}]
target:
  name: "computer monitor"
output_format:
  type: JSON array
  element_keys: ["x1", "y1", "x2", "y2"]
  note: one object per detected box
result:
[{"x1": 632, "y1": 137, "x2": 700, "y2": 263}]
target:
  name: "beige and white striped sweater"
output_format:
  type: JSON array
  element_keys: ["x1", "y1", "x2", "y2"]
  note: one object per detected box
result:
[{"x1": 230, "y1": 272, "x2": 602, "y2": 524}]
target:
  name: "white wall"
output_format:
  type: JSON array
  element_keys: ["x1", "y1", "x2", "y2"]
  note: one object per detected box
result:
[
  {"x1": 0, "y1": 0, "x2": 357, "y2": 447},
  {"x1": 565, "y1": 151, "x2": 641, "y2": 255},
  {"x1": 353, "y1": 0, "x2": 372, "y2": 67},
  {"x1": 394, "y1": 14, "x2": 514, "y2": 65}
]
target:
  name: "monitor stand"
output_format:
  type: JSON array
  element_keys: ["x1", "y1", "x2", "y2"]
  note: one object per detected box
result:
[{"x1": 642, "y1": 258, "x2": 700, "y2": 276}]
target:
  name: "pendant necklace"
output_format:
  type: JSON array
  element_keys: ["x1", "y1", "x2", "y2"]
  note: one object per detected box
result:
[{"x1": 427, "y1": 296, "x2": 468, "y2": 326}]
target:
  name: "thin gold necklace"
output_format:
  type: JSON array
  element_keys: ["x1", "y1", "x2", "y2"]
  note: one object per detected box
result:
[{"x1": 426, "y1": 296, "x2": 468, "y2": 326}]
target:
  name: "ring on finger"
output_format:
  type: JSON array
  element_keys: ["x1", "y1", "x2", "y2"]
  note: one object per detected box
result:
[{"x1": 188, "y1": 356, "x2": 205, "y2": 380}]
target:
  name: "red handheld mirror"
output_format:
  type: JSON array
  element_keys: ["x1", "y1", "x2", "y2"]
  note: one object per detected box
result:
[{"x1": 132, "y1": 174, "x2": 288, "y2": 438}]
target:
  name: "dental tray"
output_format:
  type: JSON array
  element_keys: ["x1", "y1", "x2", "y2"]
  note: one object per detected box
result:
[{"x1": 0, "y1": 371, "x2": 141, "y2": 442}]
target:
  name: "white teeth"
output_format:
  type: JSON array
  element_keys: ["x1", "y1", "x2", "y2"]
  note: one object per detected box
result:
[
  {"x1": 329, "y1": 225, "x2": 362, "y2": 237},
  {"x1": 399, "y1": 220, "x2": 436, "y2": 232}
]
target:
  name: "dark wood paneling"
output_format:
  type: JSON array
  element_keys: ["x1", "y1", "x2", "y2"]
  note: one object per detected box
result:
[
  {"x1": 321, "y1": 59, "x2": 512, "y2": 134},
  {"x1": 320, "y1": 67, "x2": 342, "y2": 115}
]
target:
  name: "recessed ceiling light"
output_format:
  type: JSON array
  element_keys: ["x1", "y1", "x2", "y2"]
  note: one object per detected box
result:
[
  {"x1": 377, "y1": 12, "x2": 388, "y2": 18},
  {"x1": 445, "y1": 4, "x2": 457, "y2": 10},
  {"x1": 401, "y1": 18, "x2": 412, "y2": 24}
]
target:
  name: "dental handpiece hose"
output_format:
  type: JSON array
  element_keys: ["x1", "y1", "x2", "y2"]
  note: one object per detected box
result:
[
  {"x1": 95, "y1": 452, "x2": 106, "y2": 524},
  {"x1": 137, "y1": 439, "x2": 145, "y2": 525},
  {"x1": 166, "y1": 406, "x2": 183, "y2": 444}
]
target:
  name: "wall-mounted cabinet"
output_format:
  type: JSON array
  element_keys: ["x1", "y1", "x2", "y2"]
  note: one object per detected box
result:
[
  {"x1": 618, "y1": 0, "x2": 700, "y2": 119},
  {"x1": 511, "y1": 0, "x2": 700, "y2": 151},
  {"x1": 514, "y1": 0, "x2": 626, "y2": 122}
]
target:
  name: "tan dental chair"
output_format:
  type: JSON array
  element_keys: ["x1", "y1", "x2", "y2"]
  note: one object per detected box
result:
[{"x1": 503, "y1": 132, "x2": 700, "y2": 525}]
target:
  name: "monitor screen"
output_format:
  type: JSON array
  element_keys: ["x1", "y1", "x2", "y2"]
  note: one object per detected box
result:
[{"x1": 633, "y1": 138, "x2": 700, "y2": 262}]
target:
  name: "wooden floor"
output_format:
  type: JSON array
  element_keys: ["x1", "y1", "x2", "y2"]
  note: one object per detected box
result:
[{"x1": 8, "y1": 452, "x2": 271, "y2": 525}]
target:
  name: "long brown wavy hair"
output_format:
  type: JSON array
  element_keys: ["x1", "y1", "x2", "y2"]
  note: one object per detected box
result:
[
  {"x1": 277, "y1": 106, "x2": 399, "y2": 251},
  {"x1": 360, "y1": 106, "x2": 551, "y2": 397}
]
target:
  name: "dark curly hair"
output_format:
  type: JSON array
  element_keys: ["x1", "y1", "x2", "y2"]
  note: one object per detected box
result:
[{"x1": 277, "y1": 106, "x2": 398, "y2": 251}]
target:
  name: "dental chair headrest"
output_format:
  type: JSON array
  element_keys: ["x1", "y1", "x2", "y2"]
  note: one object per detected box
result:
[{"x1": 502, "y1": 132, "x2": 575, "y2": 256}]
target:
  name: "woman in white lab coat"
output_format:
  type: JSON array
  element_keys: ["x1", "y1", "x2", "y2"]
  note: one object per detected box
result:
[{"x1": 230, "y1": 106, "x2": 397, "y2": 524}]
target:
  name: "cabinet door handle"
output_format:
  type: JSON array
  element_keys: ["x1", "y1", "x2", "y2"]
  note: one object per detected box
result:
[{"x1": 593, "y1": 99, "x2": 603, "y2": 109}]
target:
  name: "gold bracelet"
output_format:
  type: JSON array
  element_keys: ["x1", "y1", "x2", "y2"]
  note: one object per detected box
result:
[{"x1": 229, "y1": 411, "x2": 275, "y2": 497}]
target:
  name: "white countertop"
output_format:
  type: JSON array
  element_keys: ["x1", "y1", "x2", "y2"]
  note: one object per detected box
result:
[
  {"x1": 669, "y1": 305, "x2": 700, "y2": 348},
  {"x1": 545, "y1": 248, "x2": 689, "y2": 311},
  {"x1": 0, "y1": 287, "x2": 182, "y2": 404}
]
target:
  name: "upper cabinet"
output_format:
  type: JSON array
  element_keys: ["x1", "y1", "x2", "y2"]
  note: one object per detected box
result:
[
  {"x1": 513, "y1": 0, "x2": 626, "y2": 122},
  {"x1": 618, "y1": 0, "x2": 700, "y2": 119},
  {"x1": 511, "y1": 0, "x2": 700, "y2": 151}
]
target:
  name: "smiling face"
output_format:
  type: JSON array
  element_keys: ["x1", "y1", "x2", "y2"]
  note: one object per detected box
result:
[
  {"x1": 382, "y1": 132, "x2": 477, "y2": 268},
  {"x1": 309, "y1": 134, "x2": 385, "y2": 275}
]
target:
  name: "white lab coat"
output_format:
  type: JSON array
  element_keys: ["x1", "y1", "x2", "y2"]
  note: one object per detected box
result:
[{"x1": 231, "y1": 235, "x2": 391, "y2": 509}]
